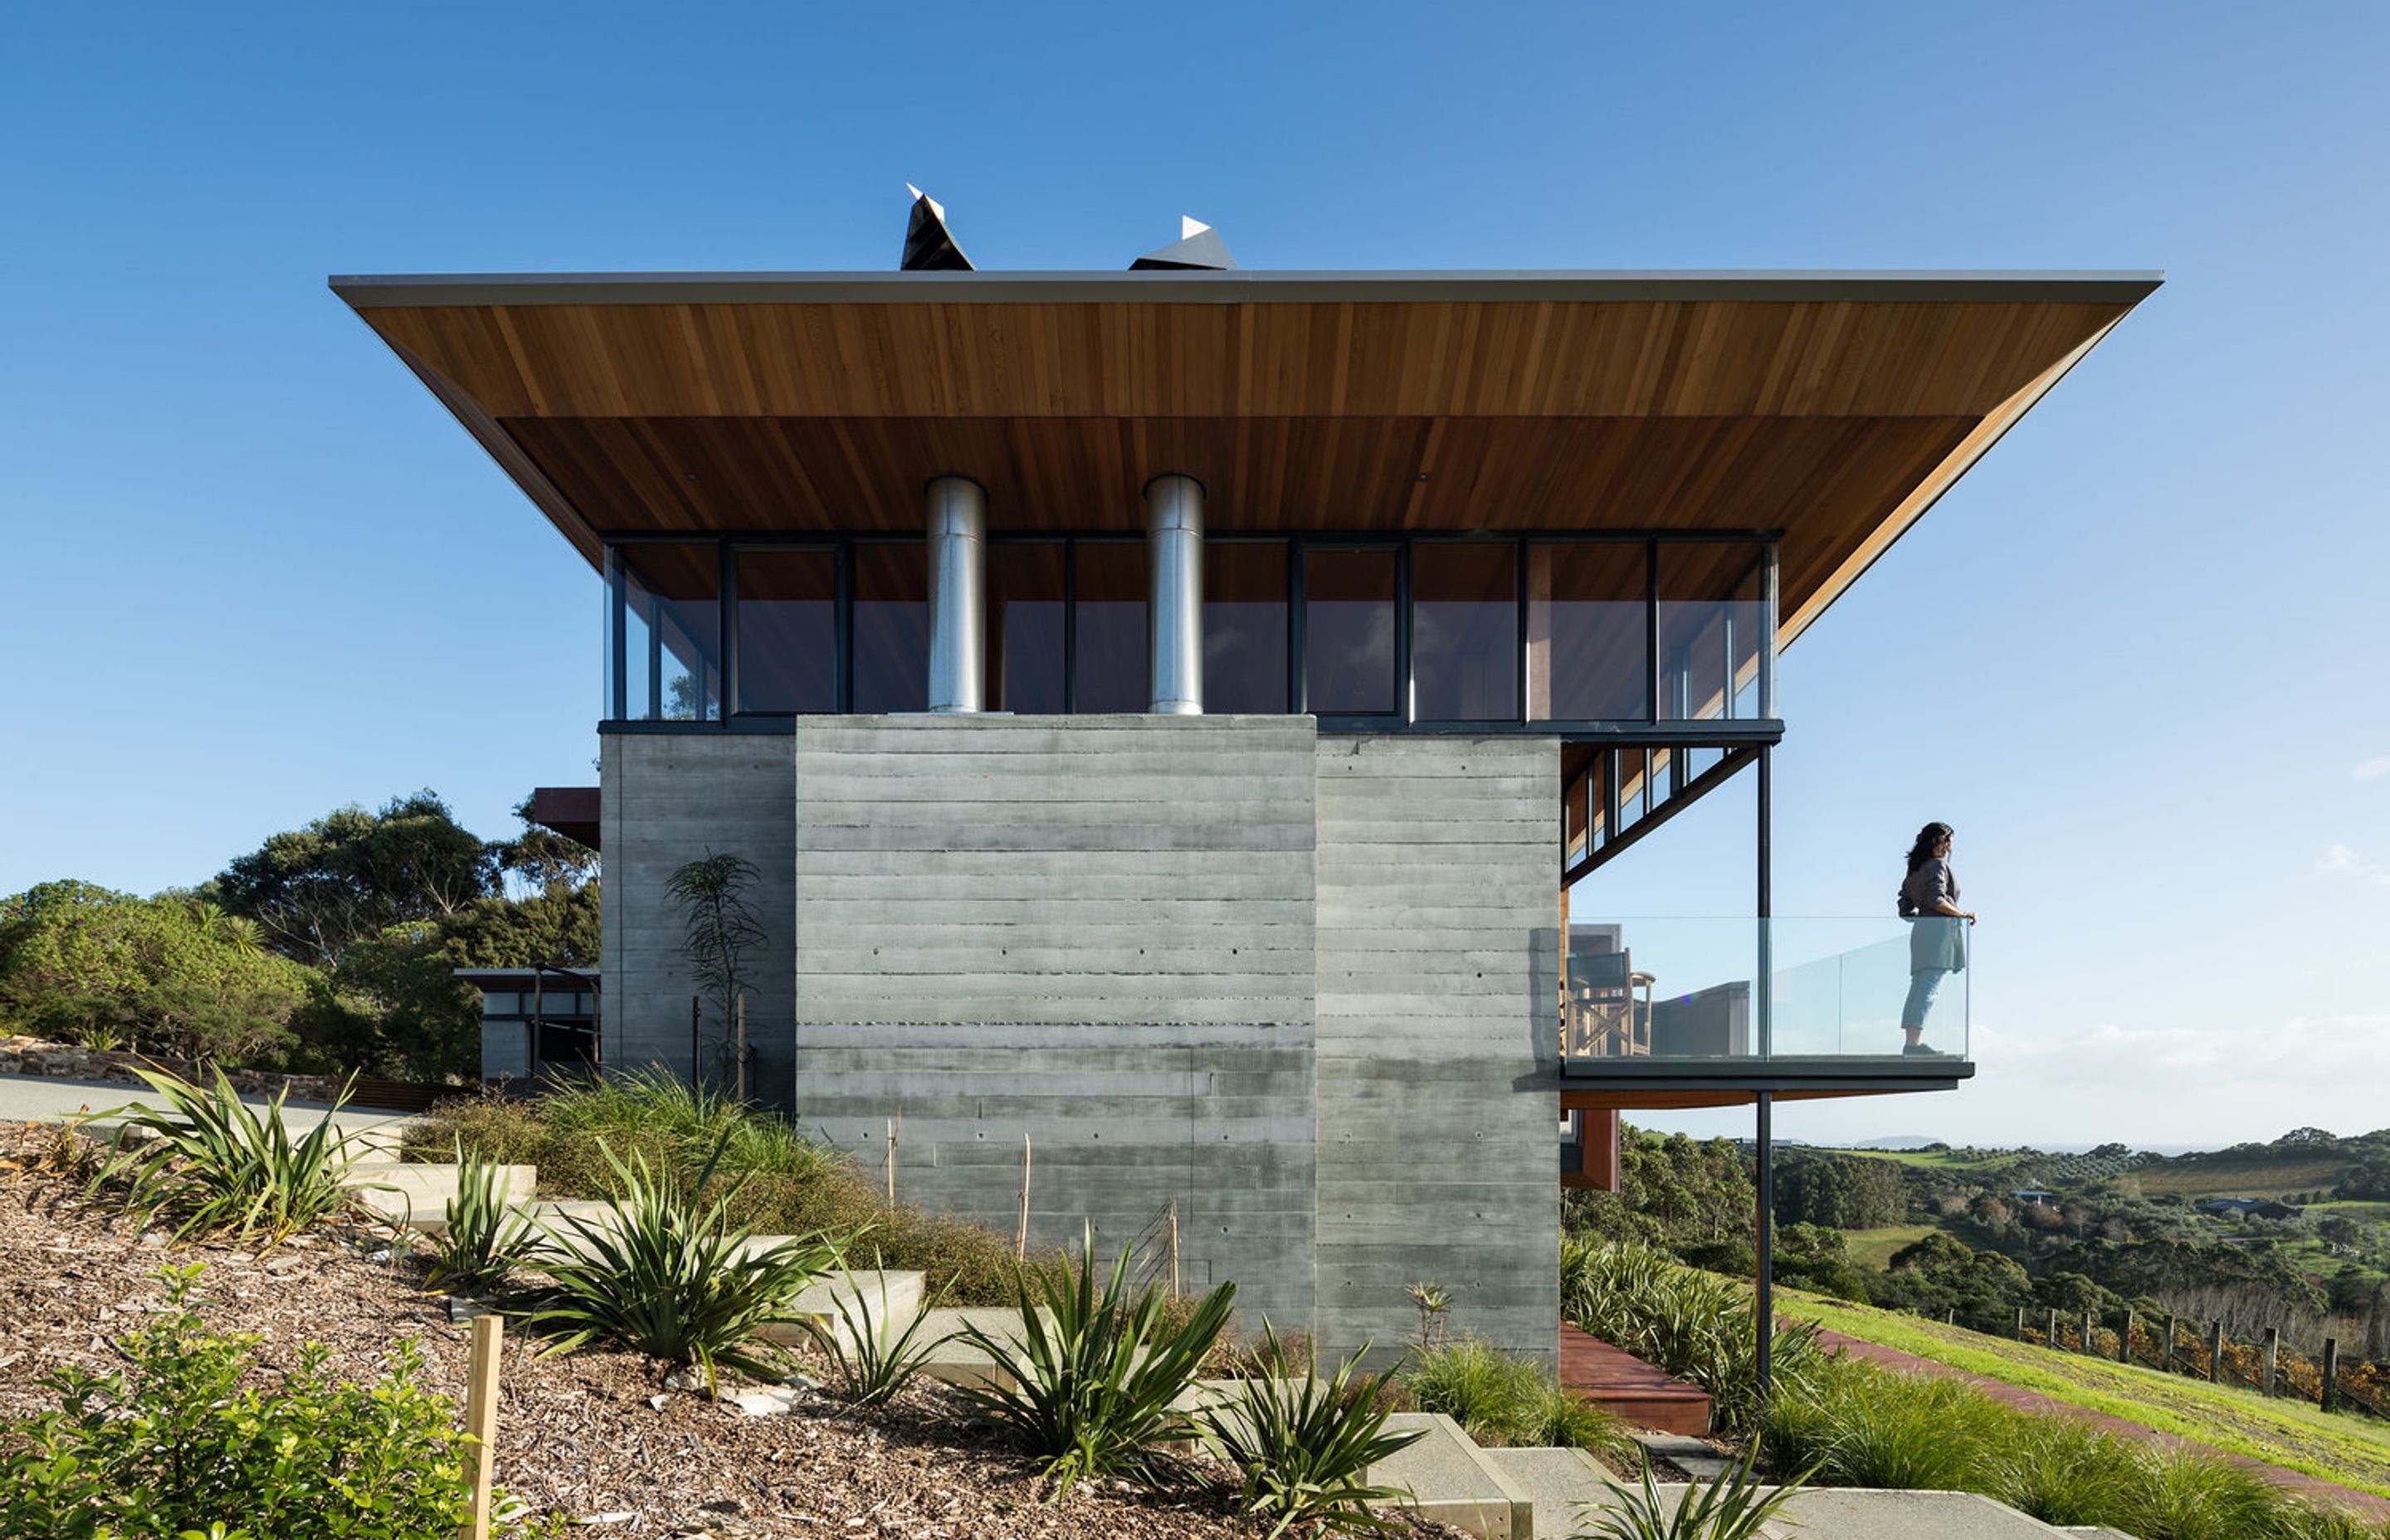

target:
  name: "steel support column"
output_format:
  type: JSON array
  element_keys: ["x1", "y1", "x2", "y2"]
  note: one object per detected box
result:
[
  {"x1": 1144, "y1": 475, "x2": 1205, "y2": 714},
  {"x1": 925, "y1": 476, "x2": 987, "y2": 712},
  {"x1": 1756, "y1": 1088, "x2": 1776, "y2": 1405}
]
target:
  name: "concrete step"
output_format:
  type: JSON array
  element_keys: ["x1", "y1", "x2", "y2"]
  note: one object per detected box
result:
[
  {"x1": 758, "y1": 1270, "x2": 926, "y2": 1348},
  {"x1": 1482, "y1": 1445, "x2": 1622, "y2": 1538},
  {"x1": 1365, "y1": 1412, "x2": 1531, "y2": 1539},
  {"x1": 1633, "y1": 1430, "x2": 1738, "y2": 1482},
  {"x1": 910, "y1": 1307, "x2": 1066, "y2": 1391},
  {"x1": 347, "y1": 1162, "x2": 535, "y2": 1235},
  {"x1": 1758, "y1": 1489, "x2": 2078, "y2": 1539}
]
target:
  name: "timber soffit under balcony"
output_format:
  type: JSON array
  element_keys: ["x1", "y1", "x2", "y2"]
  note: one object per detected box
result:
[{"x1": 329, "y1": 268, "x2": 2159, "y2": 645}]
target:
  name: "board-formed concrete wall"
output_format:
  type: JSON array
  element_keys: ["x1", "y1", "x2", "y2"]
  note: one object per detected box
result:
[
  {"x1": 787, "y1": 715, "x2": 1320, "y2": 1327},
  {"x1": 598, "y1": 719, "x2": 1559, "y2": 1360},
  {"x1": 1314, "y1": 735, "x2": 1562, "y2": 1367},
  {"x1": 599, "y1": 732, "x2": 798, "y2": 1104}
]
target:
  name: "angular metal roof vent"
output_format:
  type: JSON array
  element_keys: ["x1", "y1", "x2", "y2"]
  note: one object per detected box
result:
[
  {"x1": 900, "y1": 183, "x2": 974, "y2": 272},
  {"x1": 1131, "y1": 216, "x2": 1236, "y2": 271}
]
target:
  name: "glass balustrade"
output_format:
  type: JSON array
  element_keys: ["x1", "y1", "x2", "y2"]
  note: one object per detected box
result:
[{"x1": 1562, "y1": 917, "x2": 1970, "y2": 1068}]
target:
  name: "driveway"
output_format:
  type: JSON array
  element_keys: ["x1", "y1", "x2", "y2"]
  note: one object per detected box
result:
[{"x1": 0, "y1": 1073, "x2": 420, "y2": 1149}]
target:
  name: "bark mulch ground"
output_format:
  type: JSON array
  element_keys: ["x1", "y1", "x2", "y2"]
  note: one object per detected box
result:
[{"x1": 0, "y1": 1121, "x2": 1461, "y2": 1539}]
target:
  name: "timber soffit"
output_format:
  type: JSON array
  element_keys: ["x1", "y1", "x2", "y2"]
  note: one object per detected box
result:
[{"x1": 329, "y1": 267, "x2": 2163, "y2": 638}]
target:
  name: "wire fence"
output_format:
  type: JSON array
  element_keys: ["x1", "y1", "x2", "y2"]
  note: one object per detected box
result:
[{"x1": 1995, "y1": 1309, "x2": 2390, "y2": 1420}]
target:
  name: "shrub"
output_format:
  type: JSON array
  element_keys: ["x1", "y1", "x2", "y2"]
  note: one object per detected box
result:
[
  {"x1": 413, "y1": 1075, "x2": 1036, "y2": 1304},
  {"x1": 508, "y1": 1138, "x2": 844, "y2": 1393},
  {"x1": 0, "y1": 1265, "x2": 536, "y2": 1539},
  {"x1": 1992, "y1": 1412, "x2": 2146, "y2": 1528},
  {"x1": 1583, "y1": 1442, "x2": 1802, "y2": 1540},
  {"x1": 1404, "y1": 1337, "x2": 1628, "y2": 1456},
  {"x1": 2125, "y1": 1445, "x2": 2287, "y2": 1540},
  {"x1": 811, "y1": 1266, "x2": 955, "y2": 1409},
  {"x1": 950, "y1": 1228, "x2": 1236, "y2": 1494},
  {"x1": 1200, "y1": 1326, "x2": 1423, "y2": 1538},
  {"x1": 1563, "y1": 1238, "x2": 1824, "y2": 1430},
  {"x1": 425, "y1": 1136, "x2": 536, "y2": 1294},
  {"x1": 90, "y1": 1066, "x2": 364, "y2": 1247}
]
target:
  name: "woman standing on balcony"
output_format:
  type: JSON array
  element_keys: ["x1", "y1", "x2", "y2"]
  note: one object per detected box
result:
[{"x1": 1899, "y1": 822, "x2": 1975, "y2": 1055}]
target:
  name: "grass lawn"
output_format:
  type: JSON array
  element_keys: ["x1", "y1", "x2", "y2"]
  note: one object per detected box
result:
[
  {"x1": 1776, "y1": 1286, "x2": 2390, "y2": 1500},
  {"x1": 1841, "y1": 1221, "x2": 1943, "y2": 1270},
  {"x1": 2309, "y1": 1201, "x2": 2390, "y2": 1219},
  {"x1": 2128, "y1": 1155, "x2": 2354, "y2": 1199}
]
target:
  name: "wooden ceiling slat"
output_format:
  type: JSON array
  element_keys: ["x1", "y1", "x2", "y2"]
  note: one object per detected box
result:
[{"x1": 363, "y1": 298, "x2": 2131, "y2": 421}]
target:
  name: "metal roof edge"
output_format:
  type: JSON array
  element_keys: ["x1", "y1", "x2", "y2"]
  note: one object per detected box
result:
[{"x1": 329, "y1": 268, "x2": 2165, "y2": 309}]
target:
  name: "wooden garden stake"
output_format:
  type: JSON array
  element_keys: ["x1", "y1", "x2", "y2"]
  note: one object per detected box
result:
[
  {"x1": 1016, "y1": 1135, "x2": 1032, "y2": 1260},
  {"x1": 1168, "y1": 1196, "x2": 1181, "y2": 1299},
  {"x1": 734, "y1": 993, "x2": 747, "y2": 1103},
  {"x1": 461, "y1": 1313, "x2": 503, "y2": 1540},
  {"x1": 885, "y1": 1113, "x2": 900, "y2": 1205}
]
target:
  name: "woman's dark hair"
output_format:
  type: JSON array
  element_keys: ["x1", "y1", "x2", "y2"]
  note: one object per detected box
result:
[{"x1": 1905, "y1": 822, "x2": 1955, "y2": 873}]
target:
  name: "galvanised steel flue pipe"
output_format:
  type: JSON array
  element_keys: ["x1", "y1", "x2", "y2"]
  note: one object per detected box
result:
[
  {"x1": 925, "y1": 475, "x2": 987, "y2": 712},
  {"x1": 1145, "y1": 474, "x2": 1204, "y2": 714}
]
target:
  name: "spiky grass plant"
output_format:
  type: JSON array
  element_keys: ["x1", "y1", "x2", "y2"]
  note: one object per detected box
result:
[
  {"x1": 1992, "y1": 1411, "x2": 2144, "y2": 1528},
  {"x1": 90, "y1": 1067, "x2": 367, "y2": 1248},
  {"x1": 423, "y1": 1138, "x2": 536, "y2": 1294},
  {"x1": 950, "y1": 1226, "x2": 1236, "y2": 1494},
  {"x1": 1402, "y1": 1336, "x2": 1627, "y2": 1454},
  {"x1": 1582, "y1": 1444, "x2": 1802, "y2": 1540},
  {"x1": 2124, "y1": 1445, "x2": 2286, "y2": 1540},
  {"x1": 1200, "y1": 1326, "x2": 1423, "y2": 1538},
  {"x1": 509, "y1": 1138, "x2": 844, "y2": 1394},
  {"x1": 810, "y1": 1265, "x2": 956, "y2": 1409}
]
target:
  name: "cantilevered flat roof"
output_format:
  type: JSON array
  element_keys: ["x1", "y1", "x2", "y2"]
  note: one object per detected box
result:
[{"x1": 332, "y1": 267, "x2": 2158, "y2": 643}]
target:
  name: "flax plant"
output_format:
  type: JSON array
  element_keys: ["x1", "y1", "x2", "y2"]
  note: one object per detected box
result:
[
  {"x1": 508, "y1": 1138, "x2": 844, "y2": 1394},
  {"x1": 950, "y1": 1225, "x2": 1236, "y2": 1494},
  {"x1": 90, "y1": 1066, "x2": 369, "y2": 1248},
  {"x1": 1201, "y1": 1325, "x2": 1424, "y2": 1538},
  {"x1": 810, "y1": 1265, "x2": 955, "y2": 1408},
  {"x1": 424, "y1": 1137, "x2": 537, "y2": 1294}
]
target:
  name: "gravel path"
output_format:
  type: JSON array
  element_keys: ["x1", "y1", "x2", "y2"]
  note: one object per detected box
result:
[{"x1": 0, "y1": 1121, "x2": 1455, "y2": 1539}]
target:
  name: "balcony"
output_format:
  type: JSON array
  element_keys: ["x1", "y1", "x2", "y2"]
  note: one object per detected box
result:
[{"x1": 1561, "y1": 917, "x2": 1973, "y2": 1095}]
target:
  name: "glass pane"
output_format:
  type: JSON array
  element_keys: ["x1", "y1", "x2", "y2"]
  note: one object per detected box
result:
[
  {"x1": 1528, "y1": 543, "x2": 1646, "y2": 721},
  {"x1": 1412, "y1": 543, "x2": 1519, "y2": 720},
  {"x1": 1657, "y1": 543, "x2": 1768, "y2": 721},
  {"x1": 1072, "y1": 542, "x2": 1146, "y2": 714},
  {"x1": 991, "y1": 543, "x2": 1066, "y2": 714},
  {"x1": 735, "y1": 548, "x2": 836, "y2": 714},
  {"x1": 607, "y1": 548, "x2": 647, "y2": 721},
  {"x1": 853, "y1": 542, "x2": 927, "y2": 713},
  {"x1": 1204, "y1": 543, "x2": 1288, "y2": 714},
  {"x1": 617, "y1": 544, "x2": 719, "y2": 722},
  {"x1": 1304, "y1": 548, "x2": 1397, "y2": 715}
]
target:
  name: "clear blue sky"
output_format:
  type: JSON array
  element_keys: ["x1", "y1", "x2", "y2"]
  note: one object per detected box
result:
[{"x1": 3, "y1": 2, "x2": 2383, "y2": 1149}]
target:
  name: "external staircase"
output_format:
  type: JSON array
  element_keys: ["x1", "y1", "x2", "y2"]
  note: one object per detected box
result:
[{"x1": 358, "y1": 1163, "x2": 2131, "y2": 1540}]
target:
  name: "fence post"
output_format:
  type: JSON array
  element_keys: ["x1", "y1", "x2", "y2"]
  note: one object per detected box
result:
[
  {"x1": 461, "y1": 1314, "x2": 503, "y2": 1540},
  {"x1": 2162, "y1": 1314, "x2": 2176, "y2": 1372},
  {"x1": 2262, "y1": 1327, "x2": 2280, "y2": 1396},
  {"x1": 733, "y1": 993, "x2": 747, "y2": 1103},
  {"x1": 2121, "y1": 1311, "x2": 2136, "y2": 1364},
  {"x1": 2322, "y1": 1338, "x2": 2340, "y2": 1413},
  {"x1": 2086, "y1": 1312, "x2": 2098, "y2": 1358},
  {"x1": 1946, "y1": 1307, "x2": 1955, "y2": 1326},
  {"x1": 2015, "y1": 1305, "x2": 2026, "y2": 1342},
  {"x1": 2207, "y1": 1321, "x2": 2225, "y2": 1383},
  {"x1": 2046, "y1": 1309, "x2": 2060, "y2": 1349}
]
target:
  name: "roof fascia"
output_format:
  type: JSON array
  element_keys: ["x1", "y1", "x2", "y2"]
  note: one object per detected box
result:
[{"x1": 330, "y1": 268, "x2": 2164, "y2": 309}]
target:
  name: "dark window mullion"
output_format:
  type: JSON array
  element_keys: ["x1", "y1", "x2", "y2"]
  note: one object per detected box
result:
[
  {"x1": 1644, "y1": 538, "x2": 1661, "y2": 724},
  {"x1": 1396, "y1": 539, "x2": 1415, "y2": 725},
  {"x1": 834, "y1": 540, "x2": 855, "y2": 714},
  {"x1": 718, "y1": 540, "x2": 738, "y2": 724}
]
